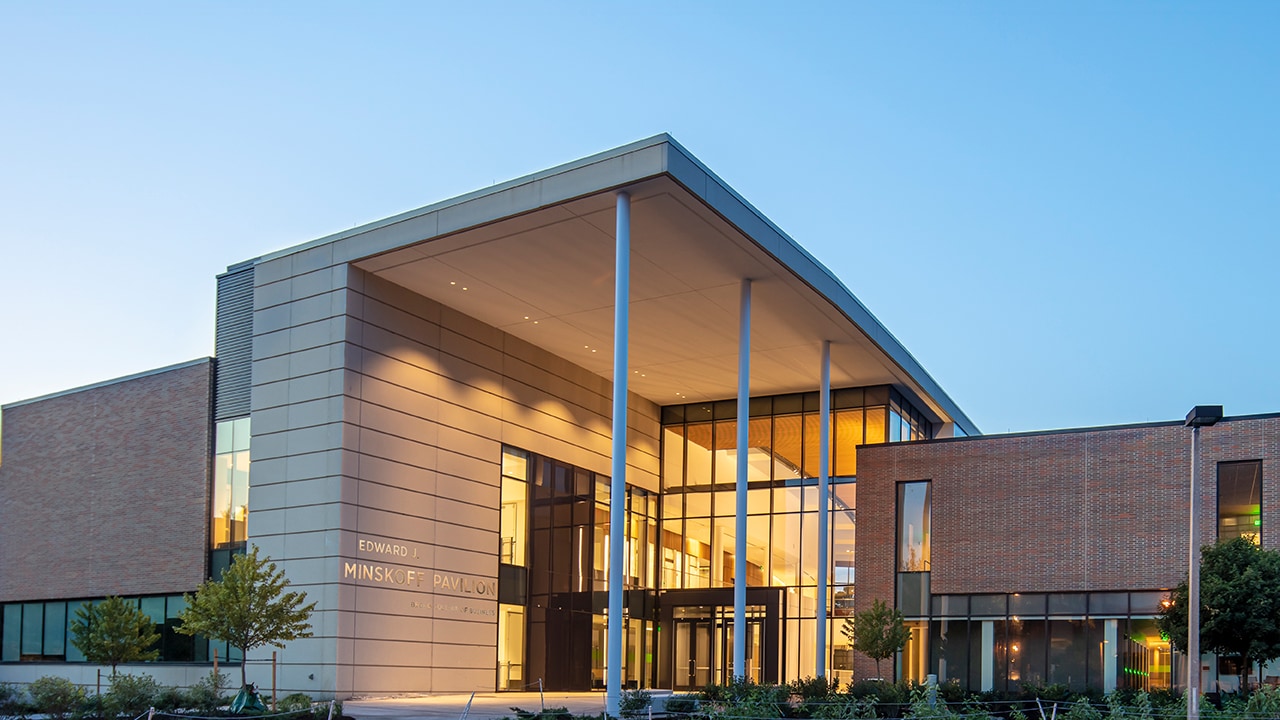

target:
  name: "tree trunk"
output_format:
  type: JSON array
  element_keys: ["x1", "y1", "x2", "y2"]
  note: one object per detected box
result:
[{"x1": 240, "y1": 647, "x2": 248, "y2": 687}]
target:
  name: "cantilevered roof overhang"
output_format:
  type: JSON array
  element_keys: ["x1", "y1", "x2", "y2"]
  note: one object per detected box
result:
[{"x1": 264, "y1": 135, "x2": 978, "y2": 435}]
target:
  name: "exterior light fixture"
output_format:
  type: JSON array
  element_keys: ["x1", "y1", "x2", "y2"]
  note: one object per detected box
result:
[
  {"x1": 1185, "y1": 404, "x2": 1222, "y2": 720},
  {"x1": 1184, "y1": 405, "x2": 1223, "y2": 428}
]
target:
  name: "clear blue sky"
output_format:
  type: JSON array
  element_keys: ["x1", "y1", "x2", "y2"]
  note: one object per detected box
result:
[{"x1": 2, "y1": 2, "x2": 1276, "y2": 433}]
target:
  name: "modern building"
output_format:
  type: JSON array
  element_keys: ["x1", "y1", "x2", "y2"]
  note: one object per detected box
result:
[
  {"x1": 0, "y1": 135, "x2": 1273, "y2": 700},
  {"x1": 856, "y1": 413, "x2": 1278, "y2": 694}
]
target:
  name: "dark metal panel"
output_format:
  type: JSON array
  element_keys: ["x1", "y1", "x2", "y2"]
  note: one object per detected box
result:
[{"x1": 214, "y1": 262, "x2": 254, "y2": 421}]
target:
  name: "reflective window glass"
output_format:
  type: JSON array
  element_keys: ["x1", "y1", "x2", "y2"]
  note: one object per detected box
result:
[
  {"x1": 865, "y1": 407, "x2": 887, "y2": 444},
  {"x1": 971, "y1": 594, "x2": 1006, "y2": 616},
  {"x1": 833, "y1": 409, "x2": 863, "y2": 477},
  {"x1": 21, "y1": 603, "x2": 42, "y2": 655},
  {"x1": 1010, "y1": 593, "x2": 1045, "y2": 616},
  {"x1": 897, "y1": 482, "x2": 931, "y2": 572},
  {"x1": 1218, "y1": 460, "x2": 1262, "y2": 544},
  {"x1": 932, "y1": 595, "x2": 969, "y2": 616},
  {"x1": 2, "y1": 605, "x2": 20, "y2": 661},
  {"x1": 1088, "y1": 592, "x2": 1128, "y2": 616},
  {"x1": 1048, "y1": 593, "x2": 1086, "y2": 615},
  {"x1": 43, "y1": 602, "x2": 65, "y2": 657}
]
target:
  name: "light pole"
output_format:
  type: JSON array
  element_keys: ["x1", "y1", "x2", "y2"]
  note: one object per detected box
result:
[{"x1": 1184, "y1": 405, "x2": 1222, "y2": 720}]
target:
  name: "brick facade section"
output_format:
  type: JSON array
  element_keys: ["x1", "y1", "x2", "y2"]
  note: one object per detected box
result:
[
  {"x1": 0, "y1": 360, "x2": 213, "y2": 602},
  {"x1": 854, "y1": 414, "x2": 1278, "y2": 680}
]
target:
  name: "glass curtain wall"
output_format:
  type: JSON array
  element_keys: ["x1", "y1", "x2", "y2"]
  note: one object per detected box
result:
[
  {"x1": 500, "y1": 446, "x2": 659, "y2": 691},
  {"x1": 927, "y1": 591, "x2": 1178, "y2": 694},
  {"x1": 660, "y1": 386, "x2": 921, "y2": 683}
]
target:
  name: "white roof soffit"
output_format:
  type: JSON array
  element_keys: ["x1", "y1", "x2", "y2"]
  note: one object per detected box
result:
[{"x1": 279, "y1": 135, "x2": 976, "y2": 434}]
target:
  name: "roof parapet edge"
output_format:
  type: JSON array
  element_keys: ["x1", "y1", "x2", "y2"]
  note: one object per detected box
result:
[{"x1": 2, "y1": 358, "x2": 213, "y2": 409}]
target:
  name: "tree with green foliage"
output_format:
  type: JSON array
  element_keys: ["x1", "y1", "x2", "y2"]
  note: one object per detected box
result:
[
  {"x1": 840, "y1": 598, "x2": 912, "y2": 679},
  {"x1": 69, "y1": 596, "x2": 160, "y2": 677},
  {"x1": 177, "y1": 546, "x2": 316, "y2": 686},
  {"x1": 1157, "y1": 537, "x2": 1280, "y2": 691}
]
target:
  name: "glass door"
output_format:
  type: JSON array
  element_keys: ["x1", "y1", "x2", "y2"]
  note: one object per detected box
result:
[{"x1": 673, "y1": 605, "x2": 764, "y2": 689}]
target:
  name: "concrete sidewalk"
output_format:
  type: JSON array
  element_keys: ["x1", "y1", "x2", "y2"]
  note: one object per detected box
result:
[{"x1": 344, "y1": 692, "x2": 613, "y2": 720}]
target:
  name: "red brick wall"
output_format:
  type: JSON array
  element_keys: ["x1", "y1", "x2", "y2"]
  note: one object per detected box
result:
[
  {"x1": 0, "y1": 360, "x2": 213, "y2": 602},
  {"x1": 854, "y1": 414, "x2": 1278, "y2": 679}
]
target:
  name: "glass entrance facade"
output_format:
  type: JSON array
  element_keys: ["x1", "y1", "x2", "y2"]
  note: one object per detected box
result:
[{"x1": 499, "y1": 386, "x2": 932, "y2": 690}]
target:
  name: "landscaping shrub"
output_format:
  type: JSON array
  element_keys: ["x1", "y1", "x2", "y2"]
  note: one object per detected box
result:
[
  {"x1": 103, "y1": 673, "x2": 160, "y2": 719},
  {"x1": 0, "y1": 682, "x2": 28, "y2": 718},
  {"x1": 279, "y1": 693, "x2": 315, "y2": 713},
  {"x1": 618, "y1": 689, "x2": 651, "y2": 718},
  {"x1": 187, "y1": 669, "x2": 229, "y2": 713},
  {"x1": 1061, "y1": 697, "x2": 1102, "y2": 720},
  {"x1": 152, "y1": 685, "x2": 188, "y2": 713},
  {"x1": 701, "y1": 677, "x2": 791, "y2": 719},
  {"x1": 25, "y1": 676, "x2": 85, "y2": 720},
  {"x1": 504, "y1": 706, "x2": 574, "y2": 720},
  {"x1": 1019, "y1": 683, "x2": 1071, "y2": 702},
  {"x1": 664, "y1": 695, "x2": 699, "y2": 715}
]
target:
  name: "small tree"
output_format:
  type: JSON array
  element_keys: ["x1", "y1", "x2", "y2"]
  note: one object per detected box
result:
[
  {"x1": 841, "y1": 598, "x2": 912, "y2": 679},
  {"x1": 1157, "y1": 537, "x2": 1280, "y2": 691},
  {"x1": 177, "y1": 546, "x2": 316, "y2": 686},
  {"x1": 70, "y1": 596, "x2": 160, "y2": 677}
]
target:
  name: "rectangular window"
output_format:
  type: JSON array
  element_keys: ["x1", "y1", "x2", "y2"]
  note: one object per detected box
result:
[
  {"x1": 2, "y1": 605, "x2": 20, "y2": 661},
  {"x1": 21, "y1": 603, "x2": 42, "y2": 656},
  {"x1": 897, "y1": 481, "x2": 931, "y2": 572},
  {"x1": 500, "y1": 447, "x2": 530, "y2": 567},
  {"x1": 1218, "y1": 460, "x2": 1262, "y2": 544},
  {"x1": 211, "y1": 417, "x2": 251, "y2": 549}
]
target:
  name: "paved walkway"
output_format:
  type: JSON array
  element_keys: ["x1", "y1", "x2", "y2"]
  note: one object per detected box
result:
[{"x1": 344, "y1": 692, "x2": 616, "y2": 720}]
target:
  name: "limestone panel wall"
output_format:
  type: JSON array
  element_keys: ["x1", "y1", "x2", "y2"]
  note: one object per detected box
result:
[
  {"x1": 342, "y1": 271, "x2": 660, "y2": 694},
  {"x1": 0, "y1": 360, "x2": 212, "y2": 602},
  {"x1": 248, "y1": 249, "x2": 660, "y2": 697}
]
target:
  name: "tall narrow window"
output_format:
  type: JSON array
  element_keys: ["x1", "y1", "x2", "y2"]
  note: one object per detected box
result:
[
  {"x1": 897, "y1": 482, "x2": 931, "y2": 572},
  {"x1": 211, "y1": 417, "x2": 250, "y2": 548},
  {"x1": 501, "y1": 448, "x2": 530, "y2": 565},
  {"x1": 1218, "y1": 460, "x2": 1262, "y2": 544}
]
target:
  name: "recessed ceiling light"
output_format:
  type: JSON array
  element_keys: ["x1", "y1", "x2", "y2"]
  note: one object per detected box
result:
[{"x1": 449, "y1": 281, "x2": 456, "y2": 285}]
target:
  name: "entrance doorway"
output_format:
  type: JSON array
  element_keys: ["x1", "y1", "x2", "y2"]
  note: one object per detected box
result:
[{"x1": 672, "y1": 605, "x2": 765, "y2": 689}]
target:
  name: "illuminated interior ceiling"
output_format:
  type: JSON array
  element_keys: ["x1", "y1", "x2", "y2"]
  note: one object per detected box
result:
[{"x1": 342, "y1": 138, "x2": 973, "y2": 430}]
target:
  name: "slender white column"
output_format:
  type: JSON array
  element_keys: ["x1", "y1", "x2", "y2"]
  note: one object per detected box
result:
[
  {"x1": 734, "y1": 279, "x2": 751, "y2": 679},
  {"x1": 606, "y1": 191, "x2": 630, "y2": 717},
  {"x1": 816, "y1": 340, "x2": 831, "y2": 677},
  {"x1": 1188, "y1": 425, "x2": 1201, "y2": 720}
]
